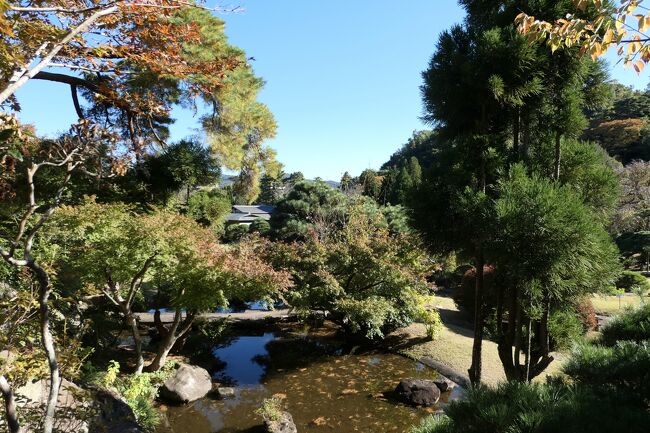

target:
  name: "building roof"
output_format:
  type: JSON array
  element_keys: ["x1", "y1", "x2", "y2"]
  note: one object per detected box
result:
[
  {"x1": 232, "y1": 205, "x2": 275, "y2": 215},
  {"x1": 226, "y1": 204, "x2": 275, "y2": 223}
]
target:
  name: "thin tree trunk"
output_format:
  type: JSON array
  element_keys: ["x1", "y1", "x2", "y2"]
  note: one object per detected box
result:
[
  {"x1": 0, "y1": 375, "x2": 22, "y2": 433},
  {"x1": 468, "y1": 250, "x2": 485, "y2": 386},
  {"x1": 525, "y1": 304, "x2": 532, "y2": 382},
  {"x1": 498, "y1": 287, "x2": 519, "y2": 381},
  {"x1": 521, "y1": 110, "x2": 530, "y2": 160},
  {"x1": 126, "y1": 314, "x2": 145, "y2": 374},
  {"x1": 512, "y1": 297, "x2": 524, "y2": 381},
  {"x1": 33, "y1": 265, "x2": 60, "y2": 433}
]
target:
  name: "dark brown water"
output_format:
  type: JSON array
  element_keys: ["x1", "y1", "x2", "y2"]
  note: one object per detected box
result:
[{"x1": 155, "y1": 332, "x2": 460, "y2": 433}]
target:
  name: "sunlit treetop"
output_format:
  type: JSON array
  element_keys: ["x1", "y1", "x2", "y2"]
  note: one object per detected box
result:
[
  {"x1": 0, "y1": 0, "x2": 277, "y2": 162},
  {"x1": 516, "y1": 0, "x2": 650, "y2": 72}
]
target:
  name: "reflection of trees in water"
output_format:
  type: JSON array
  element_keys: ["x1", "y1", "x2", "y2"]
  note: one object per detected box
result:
[{"x1": 252, "y1": 336, "x2": 342, "y2": 380}]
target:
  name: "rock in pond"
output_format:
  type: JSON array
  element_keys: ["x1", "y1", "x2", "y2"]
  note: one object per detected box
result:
[
  {"x1": 394, "y1": 378, "x2": 441, "y2": 407},
  {"x1": 433, "y1": 377, "x2": 456, "y2": 393},
  {"x1": 265, "y1": 411, "x2": 298, "y2": 433},
  {"x1": 217, "y1": 386, "x2": 236, "y2": 398},
  {"x1": 160, "y1": 363, "x2": 212, "y2": 404}
]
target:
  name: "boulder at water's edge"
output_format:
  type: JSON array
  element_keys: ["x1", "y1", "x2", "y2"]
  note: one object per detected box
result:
[
  {"x1": 265, "y1": 411, "x2": 298, "y2": 433},
  {"x1": 160, "y1": 363, "x2": 212, "y2": 403},
  {"x1": 394, "y1": 378, "x2": 441, "y2": 407}
]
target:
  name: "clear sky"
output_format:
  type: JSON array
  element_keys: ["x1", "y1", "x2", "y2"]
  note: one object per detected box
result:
[{"x1": 14, "y1": 0, "x2": 649, "y2": 181}]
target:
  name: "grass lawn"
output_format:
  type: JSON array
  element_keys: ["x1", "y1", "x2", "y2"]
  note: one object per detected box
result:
[
  {"x1": 387, "y1": 295, "x2": 566, "y2": 386},
  {"x1": 590, "y1": 294, "x2": 644, "y2": 316}
]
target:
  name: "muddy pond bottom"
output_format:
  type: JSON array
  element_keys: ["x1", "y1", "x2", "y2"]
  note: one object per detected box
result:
[{"x1": 155, "y1": 332, "x2": 457, "y2": 433}]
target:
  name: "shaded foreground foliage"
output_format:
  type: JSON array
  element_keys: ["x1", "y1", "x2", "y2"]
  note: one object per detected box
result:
[{"x1": 412, "y1": 305, "x2": 650, "y2": 433}]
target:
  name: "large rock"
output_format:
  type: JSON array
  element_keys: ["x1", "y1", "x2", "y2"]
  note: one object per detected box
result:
[
  {"x1": 265, "y1": 411, "x2": 298, "y2": 433},
  {"x1": 15, "y1": 378, "x2": 91, "y2": 432},
  {"x1": 394, "y1": 379, "x2": 441, "y2": 407},
  {"x1": 89, "y1": 387, "x2": 143, "y2": 433},
  {"x1": 16, "y1": 377, "x2": 88, "y2": 409},
  {"x1": 160, "y1": 363, "x2": 212, "y2": 403}
]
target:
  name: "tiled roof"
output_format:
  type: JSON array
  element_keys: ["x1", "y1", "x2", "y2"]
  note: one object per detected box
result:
[{"x1": 232, "y1": 205, "x2": 275, "y2": 214}]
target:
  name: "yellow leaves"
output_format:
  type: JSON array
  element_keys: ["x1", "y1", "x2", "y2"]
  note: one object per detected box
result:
[
  {"x1": 602, "y1": 28, "x2": 614, "y2": 45},
  {"x1": 633, "y1": 60, "x2": 645, "y2": 73},
  {"x1": 590, "y1": 41, "x2": 604, "y2": 60},
  {"x1": 517, "y1": 1, "x2": 650, "y2": 75},
  {"x1": 637, "y1": 14, "x2": 650, "y2": 32}
]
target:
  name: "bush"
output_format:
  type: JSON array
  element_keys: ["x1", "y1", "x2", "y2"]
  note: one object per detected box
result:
[
  {"x1": 249, "y1": 218, "x2": 271, "y2": 235},
  {"x1": 600, "y1": 303, "x2": 650, "y2": 346},
  {"x1": 455, "y1": 265, "x2": 498, "y2": 319},
  {"x1": 409, "y1": 381, "x2": 650, "y2": 433},
  {"x1": 563, "y1": 341, "x2": 650, "y2": 405},
  {"x1": 615, "y1": 270, "x2": 650, "y2": 293},
  {"x1": 92, "y1": 360, "x2": 175, "y2": 431},
  {"x1": 256, "y1": 396, "x2": 284, "y2": 422},
  {"x1": 575, "y1": 298, "x2": 598, "y2": 331},
  {"x1": 222, "y1": 224, "x2": 249, "y2": 243},
  {"x1": 548, "y1": 310, "x2": 584, "y2": 351}
]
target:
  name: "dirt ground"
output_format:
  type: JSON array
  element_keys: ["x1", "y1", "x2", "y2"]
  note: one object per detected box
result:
[{"x1": 386, "y1": 293, "x2": 567, "y2": 386}]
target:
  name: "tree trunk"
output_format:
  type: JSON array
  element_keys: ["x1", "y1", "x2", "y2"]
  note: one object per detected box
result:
[
  {"x1": 0, "y1": 375, "x2": 22, "y2": 433},
  {"x1": 147, "y1": 309, "x2": 195, "y2": 372},
  {"x1": 498, "y1": 287, "x2": 519, "y2": 381},
  {"x1": 147, "y1": 332, "x2": 177, "y2": 373},
  {"x1": 33, "y1": 265, "x2": 60, "y2": 433},
  {"x1": 468, "y1": 250, "x2": 485, "y2": 386},
  {"x1": 126, "y1": 314, "x2": 145, "y2": 374}
]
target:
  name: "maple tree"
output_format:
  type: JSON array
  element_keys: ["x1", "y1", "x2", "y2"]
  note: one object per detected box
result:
[
  {"x1": 49, "y1": 200, "x2": 291, "y2": 373},
  {"x1": 516, "y1": 0, "x2": 650, "y2": 72},
  {"x1": 0, "y1": 116, "x2": 122, "y2": 433},
  {"x1": 0, "y1": 0, "x2": 279, "y2": 176}
]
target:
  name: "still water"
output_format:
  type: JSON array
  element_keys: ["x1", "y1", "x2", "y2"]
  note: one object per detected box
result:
[{"x1": 155, "y1": 332, "x2": 458, "y2": 433}]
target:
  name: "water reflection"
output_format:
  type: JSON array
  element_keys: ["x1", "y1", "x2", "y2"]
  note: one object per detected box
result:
[
  {"x1": 212, "y1": 333, "x2": 276, "y2": 386},
  {"x1": 156, "y1": 332, "x2": 455, "y2": 433}
]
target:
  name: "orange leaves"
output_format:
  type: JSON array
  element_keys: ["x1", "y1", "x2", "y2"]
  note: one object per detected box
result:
[{"x1": 516, "y1": 1, "x2": 650, "y2": 73}]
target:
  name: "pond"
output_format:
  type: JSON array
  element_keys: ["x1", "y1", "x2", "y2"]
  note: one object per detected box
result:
[{"x1": 155, "y1": 330, "x2": 460, "y2": 433}]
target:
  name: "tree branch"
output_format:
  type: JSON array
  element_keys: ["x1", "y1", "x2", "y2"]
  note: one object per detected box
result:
[
  {"x1": 0, "y1": 4, "x2": 119, "y2": 104},
  {"x1": 70, "y1": 84, "x2": 84, "y2": 119},
  {"x1": 126, "y1": 254, "x2": 157, "y2": 309},
  {"x1": 0, "y1": 375, "x2": 22, "y2": 433}
]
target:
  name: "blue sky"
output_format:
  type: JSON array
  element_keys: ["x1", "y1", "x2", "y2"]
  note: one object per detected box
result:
[{"x1": 14, "y1": 0, "x2": 649, "y2": 181}]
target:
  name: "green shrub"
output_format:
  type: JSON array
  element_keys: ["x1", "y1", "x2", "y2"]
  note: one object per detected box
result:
[
  {"x1": 563, "y1": 341, "x2": 650, "y2": 405},
  {"x1": 548, "y1": 310, "x2": 584, "y2": 350},
  {"x1": 95, "y1": 360, "x2": 175, "y2": 431},
  {"x1": 249, "y1": 218, "x2": 271, "y2": 235},
  {"x1": 255, "y1": 396, "x2": 283, "y2": 422},
  {"x1": 223, "y1": 224, "x2": 249, "y2": 243},
  {"x1": 409, "y1": 381, "x2": 650, "y2": 433},
  {"x1": 600, "y1": 303, "x2": 650, "y2": 346},
  {"x1": 615, "y1": 270, "x2": 650, "y2": 293}
]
